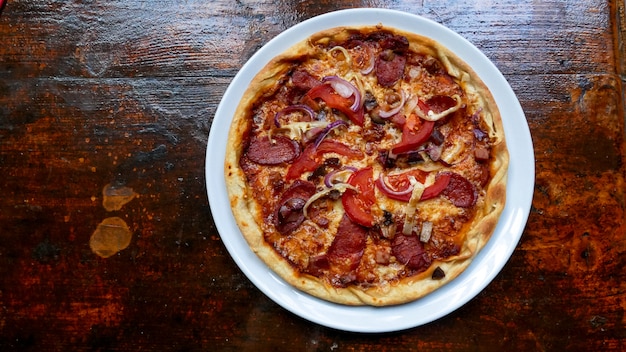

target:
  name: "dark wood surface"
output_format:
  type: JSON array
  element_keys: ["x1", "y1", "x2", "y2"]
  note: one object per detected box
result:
[{"x1": 1, "y1": 0, "x2": 624, "y2": 350}]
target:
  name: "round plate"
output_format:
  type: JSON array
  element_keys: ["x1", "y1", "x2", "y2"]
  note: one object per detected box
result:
[{"x1": 206, "y1": 8, "x2": 534, "y2": 333}]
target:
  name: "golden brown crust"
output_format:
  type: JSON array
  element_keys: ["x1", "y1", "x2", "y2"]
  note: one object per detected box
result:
[{"x1": 224, "y1": 25, "x2": 509, "y2": 306}]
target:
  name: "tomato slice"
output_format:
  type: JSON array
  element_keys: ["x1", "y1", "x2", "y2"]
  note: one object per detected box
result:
[
  {"x1": 286, "y1": 140, "x2": 363, "y2": 180},
  {"x1": 342, "y1": 167, "x2": 376, "y2": 227},
  {"x1": 316, "y1": 139, "x2": 363, "y2": 159},
  {"x1": 286, "y1": 143, "x2": 318, "y2": 180},
  {"x1": 375, "y1": 169, "x2": 427, "y2": 202},
  {"x1": 305, "y1": 84, "x2": 365, "y2": 126},
  {"x1": 421, "y1": 173, "x2": 451, "y2": 200},
  {"x1": 376, "y1": 171, "x2": 451, "y2": 202},
  {"x1": 390, "y1": 113, "x2": 434, "y2": 155}
]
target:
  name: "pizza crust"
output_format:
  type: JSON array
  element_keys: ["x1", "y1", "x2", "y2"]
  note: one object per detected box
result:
[{"x1": 224, "y1": 25, "x2": 509, "y2": 306}]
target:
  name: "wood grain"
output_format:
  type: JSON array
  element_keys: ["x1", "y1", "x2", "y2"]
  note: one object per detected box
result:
[{"x1": 0, "y1": 0, "x2": 624, "y2": 350}]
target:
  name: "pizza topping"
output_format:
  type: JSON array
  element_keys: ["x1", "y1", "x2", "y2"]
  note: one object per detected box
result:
[
  {"x1": 474, "y1": 147, "x2": 490, "y2": 162},
  {"x1": 329, "y1": 46, "x2": 352, "y2": 67},
  {"x1": 313, "y1": 120, "x2": 348, "y2": 147},
  {"x1": 286, "y1": 139, "x2": 362, "y2": 180},
  {"x1": 431, "y1": 266, "x2": 446, "y2": 280},
  {"x1": 341, "y1": 167, "x2": 376, "y2": 227},
  {"x1": 324, "y1": 166, "x2": 357, "y2": 187},
  {"x1": 402, "y1": 178, "x2": 425, "y2": 235},
  {"x1": 376, "y1": 168, "x2": 427, "y2": 201},
  {"x1": 391, "y1": 113, "x2": 435, "y2": 155},
  {"x1": 391, "y1": 234, "x2": 432, "y2": 272},
  {"x1": 322, "y1": 76, "x2": 362, "y2": 111},
  {"x1": 430, "y1": 128, "x2": 445, "y2": 145},
  {"x1": 376, "y1": 170, "x2": 451, "y2": 203},
  {"x1": 316, "y1": 139, "x2": 363, "y2": 158},
  {"x1": 377, "y1": 174, "x2": 416, "y2": 199},
  {"x1": 379, "y1": 89, "x2": 407, "y2": 118},
  {"x1": 286, "y1": 143, "x2": 319, "y2": 180},
  {"x1": 440, "y1": 134, "x2": 470, "y2": 166},
  {"x1": 273, "y1": 120, "x2": 329, "y2": 142},
  {"x1": 425, "y1": 142, "x2": 444, "y2": 162},
  {"x1": 302, "y1": 182, "x2": 357, "y2": 219},
  {"x1": 378, "y1": 32, "x2": 410, "y2": 52},
  {"x1": 440, "y1": 172, "x2": 477, "y2": 208},
  {"x1": 327, "y1": 214, "x2": 369, "y2": 284},
  {"x1": 359, "y1": 46, "x2": 376, "y2": 74},
  {"x1": 421, "y1": 173, "x2": 452, "y2": 200},
  {"x1": 291, "y1": 69, "x2": 322, "y2": 92},
  {"x1": 273, "y1": 180, "x2": 316, "y2": 234},
  {"x1": 274, "y1": 104, "x2": 315, "y2": 127},
  {"x1": 305, "y1": 83, "x2": 365, "y2": 126},
  {"x1": 245, "y1": 135, "x2": 300, "y2": 165},
  {"x1": 473, "y1": 127, "x2": 489, "y2": 141},
  {"x1": 415, "y1": 94, "x2": 463, "y2": 122},
  {"x1": 419, "y1": 221, "x2": 433, "y2": 243},
  {"x1": 376, "y1": 50, "x2": 406, "y2": 87},
  {"x1": 306, "y1": 254, "x2": 330, "y2": 276},
  {"x1": 379, "y1": 210, "x2": 397, "y2": 239}
]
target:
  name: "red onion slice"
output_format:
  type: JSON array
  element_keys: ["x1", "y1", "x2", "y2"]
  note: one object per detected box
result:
[
  {"x1": 322, "y1": 76, "x2": 361, "y2": 112},
  {"x1": 324, "y1": 166, "x2": 358, "y2": 188},
  {"x1": 313, "y1": 120, "x2": 348, "y2": 148},
  {"x1": 274, "y1": 104, "x2": 316, "y2": 127},
  {"x1": 361, "y1": 49, "x2": 376, "y2": 75},
  {"x1": 378, "y1": 174, "x2": 414, "y2": 197},
  {"x1": 379, "y1": 90, "x2": 406, "y2": 119}
]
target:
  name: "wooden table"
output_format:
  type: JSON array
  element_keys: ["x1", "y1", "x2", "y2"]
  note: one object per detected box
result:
[{"x1": 1, "y1": 0, "x2": 624, "y2": 350}]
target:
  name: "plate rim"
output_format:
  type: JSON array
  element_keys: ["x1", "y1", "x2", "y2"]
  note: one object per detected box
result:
[{"x1": 206, "y1": 8, "x2": 534, "y2": 333}]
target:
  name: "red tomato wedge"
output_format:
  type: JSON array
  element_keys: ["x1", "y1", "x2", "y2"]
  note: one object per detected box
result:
[
  {"x1": 376, "y1": 171, "x2": 451, "y2": 202},
  {"x1": 375, "y1": 169, "x2": 427, "y2": 202},
  {"x1": 390, "y1": 113, "x2": 434, "y2": 155},
  {"x1": 421, "y1": 173, "x2": 452, "y2": 200},
  {"x1": 286, "y1": 143, "x2": 318, "y2": 180},
  {"x1": 315, "y1": 139, "x2": 363, "y2": 158},
  {"x1": 342, "y1": 167, "x2": 376, "y2": 227},
  {"x1": 305, "y1": 84, "x2": 365, "y2": 126},
  {"x1": 286, "y1": 140, "x2": 363, "y2": 180}
]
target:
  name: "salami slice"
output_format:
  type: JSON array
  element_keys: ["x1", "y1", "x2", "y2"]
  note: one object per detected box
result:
[
  {"x1": 327, "y1": 215, "x2": 368, "y2": 272},
  {"x1": 391, "y1": 234, "x2": 432, "y2": 272},
  {"x1": 273, "y1": 180, "x2": 316, "y2": 234},
  {"x1": 291, "y1": 69, "x2": 322, "y2": 91},
  {"x1": 425, "y1": 95, "x2": 458, "y2": 114},
  {"x1": 376, "y1": 51, "x2": 406, "y2": 87},
  {"x1": 245, "y1": 135, "x2": 300, "y2": 165},
  {"x1": 441, "y1": 172, "x2": 478, "y2": 208}
]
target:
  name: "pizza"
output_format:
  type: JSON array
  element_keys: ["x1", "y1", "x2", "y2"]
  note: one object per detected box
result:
[{"x1": 224, "y1": 25, "x2": 509, "y2": 306}]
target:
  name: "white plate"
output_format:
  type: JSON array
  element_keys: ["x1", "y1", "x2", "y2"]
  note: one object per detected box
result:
[{"x1": 206, "y1": 8, "x2": 534, "y2": 333}]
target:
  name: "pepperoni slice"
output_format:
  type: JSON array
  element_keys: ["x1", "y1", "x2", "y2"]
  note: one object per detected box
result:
[
  {"x1": 440, "y1": 172, "x2": 477, "y2": 208},
  {"x1": 245, "y1": 135, "x2": 300, "y2": 165},
  {"x1": 291, "y1": 69, "x2": 322, "y2": 92},
  {"x1": 273, "y1": 180, "x2": 316, "y2": 234},
  {"x1": 376, "y1": 51, "x2": 406, "y2": 87},
  {"x1": 424, "y1": 95, "x2": 458, "y2": 114},
  {"x1": 391, "y1": 234, "x2": 432, "y2": 272},
  {"x1": 327, "y1": 215, "x2": 368, "y2": 272},
  {"x1": 379, "y1": 35, "x2": 409, "y2": 52}
]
